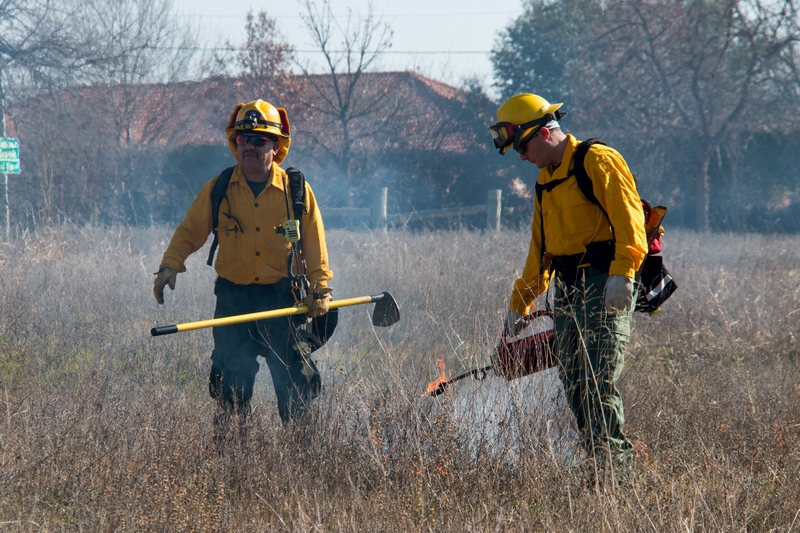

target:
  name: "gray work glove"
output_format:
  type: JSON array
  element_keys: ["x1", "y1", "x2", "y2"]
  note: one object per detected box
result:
[
  {"x1": 504, "y1": 310, "x2": 526, "y2": 336},
  {"x1": 153, "y1": 267, "x2": 177, "y2": 305},
  {"x1": 304, "y1": 287, "x2": 333, "y2": 318},
  {"x1": 603, "y1": 275, "x2": 634, "y2": 313}
]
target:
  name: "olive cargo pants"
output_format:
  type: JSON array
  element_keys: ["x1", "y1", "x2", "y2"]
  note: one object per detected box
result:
[
  {"x1": 553, "y1": 268, "x2": 634, "y2": 468},
  {"x1": 209, "y1": 278, "x2": 321, "y2": 423}
]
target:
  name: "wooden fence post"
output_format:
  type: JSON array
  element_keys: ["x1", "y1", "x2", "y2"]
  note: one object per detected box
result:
[
  {"x1": 487, "y1": 189, "x2": 502, "y2": 231},
  {"x1": 371, "y1": 187, "x2": 388, "y2": 232}
]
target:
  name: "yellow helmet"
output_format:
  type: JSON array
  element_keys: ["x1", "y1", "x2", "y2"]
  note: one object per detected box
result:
[
  {"x1": 225, "y1": 99, "x2": 291, "y2": 164},
  {"x1": 490, "y1": 93, "x2": 565, "y2": 155}
]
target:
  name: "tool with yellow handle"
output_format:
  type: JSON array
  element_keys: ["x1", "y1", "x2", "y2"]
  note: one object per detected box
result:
[{"x1": 151, "y1": 291, "x2": 400, "y2": 336}]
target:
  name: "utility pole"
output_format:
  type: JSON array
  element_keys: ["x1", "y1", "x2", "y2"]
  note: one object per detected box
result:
[
  {"x1": 1, "y1": 79, "x2": 8, "y2": 244},
  {"x1": 0, "y1": 79, "x2": 19, "y2": 244}
]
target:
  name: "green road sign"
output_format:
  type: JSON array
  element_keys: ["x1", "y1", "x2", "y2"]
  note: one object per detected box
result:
[
  {"x1": 0, "y1": 146, "x2": 19, "y2": 161},
  {"x1": 0, "y1": 137, "x2": 19, "y2": 155},
  {"x1": 0, "y1": 138, "x2": 20, "y2": 174},
  {"x1": 0, "y1": 161, "x2": 20, "y2": 173}
]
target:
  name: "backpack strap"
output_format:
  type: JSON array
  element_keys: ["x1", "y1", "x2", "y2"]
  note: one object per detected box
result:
[
  {"x1": 534, "y1": 138, "x2": 611, "y2": 274},
  {"x1": 571, "y1": 139, "x2": 608, "y2": 216},
  {"x1": 534, "y1": 176, "x2": 571, "y2": 274},
  {"x1": 285, "y1": 167, "x2": 307, "y2": 227},
  {"x1": 206, "y1": 166, "x2": 236, "y2": 266},
  {"x1": 283, "y1": 167, "x2": 309, "y2": 300}
]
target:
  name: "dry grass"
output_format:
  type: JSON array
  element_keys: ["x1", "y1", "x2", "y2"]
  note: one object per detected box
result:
[{"x1": 0, "y1": 224, "x2": 798, "y2": 532}]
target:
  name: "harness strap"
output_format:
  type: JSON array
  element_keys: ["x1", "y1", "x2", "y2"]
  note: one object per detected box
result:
[
  {"x1": 206, "y1": 166, "x2": 236, "y2": 266},
  {"x1": 535, "y1": 139, "x2": 614, "y2": 275},
  {"x1": 283, "y1": 167, "x2": 309, "y2": 302},
  {"x1": 535, "y1": 175, "x2": 572, "y2": 270},
  {"x1": 571, "y1": 139, "x2": 612, "y2": 231}
]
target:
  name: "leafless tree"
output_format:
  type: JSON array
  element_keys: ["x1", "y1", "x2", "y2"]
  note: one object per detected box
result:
[
  {"x1": 205, "y1": 10, "x2": 295, "y2": 102},
  {"x1": 0, "y1": 0, "x2": 94, "y2": 135},
  {"x1": 9, "y1": 0, "x2": 201, "y2": 225},
  {"x1": 71, "y1": 0, "x2": 199, "y2": 144},
  {"x1": 0, "y1": 0, "x2": 101, "y2": 233},
  {"x1": 575, "y1": 0, "x2": 800, "y2": 231},
  {"x1": 292, "y1": 0, "x2": 399, "y2": 191}
]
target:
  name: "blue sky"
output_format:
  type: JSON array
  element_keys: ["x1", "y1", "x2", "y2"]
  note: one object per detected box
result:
[{"x1": 174, "y1": 0, "x2": 526, "y2": 96}]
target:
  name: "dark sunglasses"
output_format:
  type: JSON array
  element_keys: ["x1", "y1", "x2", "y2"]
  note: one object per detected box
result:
[{"x1": 236, "y1": 134, "x2": 278, "y2": 147}]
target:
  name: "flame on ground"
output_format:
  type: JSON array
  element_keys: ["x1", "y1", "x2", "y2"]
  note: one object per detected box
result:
[{"x1": 422, "y1": 357, "x2": 447, "y2": 396}]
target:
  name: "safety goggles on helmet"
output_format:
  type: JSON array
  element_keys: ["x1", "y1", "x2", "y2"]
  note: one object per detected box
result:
[
  {"x1": 236, "y1": 133, "x2": 278, "y2": 147},
  {"x1": 490, "y1": 110, "x2": 566, "y2": 155}
]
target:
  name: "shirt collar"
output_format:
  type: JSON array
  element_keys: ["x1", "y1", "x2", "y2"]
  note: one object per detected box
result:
[{"x1": 231, "y1": 163, "x2": 286, "y2": 191}]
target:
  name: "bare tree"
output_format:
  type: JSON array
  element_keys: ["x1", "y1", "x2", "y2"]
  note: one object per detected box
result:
[
  {"x1": 73, "y1": 0, "x2": 199, "y2": 144},
  {"x1": 293, "y1": 0, "x2": 397, "y2": 191},
  {"x1": 576, "y1": 0, "x2": 800, "y2": 231},
  {"x1": 205, "y1": 10, "x2": 295, "y2": 103},
  {"x1": 0, "y1": 0, "x2": 98, "y2": 135},
  {"x1": 233, "y1": 11, "x2": 294, "y2": 80},
  {"x1": 9, "y1": 0, "x2": 201, "y2": 225},
  {"x1": 0, "y1": 0, "x2": 102, "y2": 234}
]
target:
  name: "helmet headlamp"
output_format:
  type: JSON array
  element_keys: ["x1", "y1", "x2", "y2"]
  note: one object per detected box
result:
[{"x1": 233, "y1": 113, "x2": 283, "y2": 132}]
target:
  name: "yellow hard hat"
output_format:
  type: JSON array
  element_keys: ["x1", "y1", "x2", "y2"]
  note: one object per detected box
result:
[
  {"x1": 225, "y1": 99, "x2": 291, "y2": 164},
  {"x1": 490, "y1": 93, "x2": 565, "y2": 155}
]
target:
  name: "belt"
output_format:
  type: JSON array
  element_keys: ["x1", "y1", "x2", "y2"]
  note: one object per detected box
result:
[
  {"x1": 555, "y1": 264, "x2": 607, "y2": 285},
  {"x1": 550, "y1": 240, "x2": 615, "y2": 285}
]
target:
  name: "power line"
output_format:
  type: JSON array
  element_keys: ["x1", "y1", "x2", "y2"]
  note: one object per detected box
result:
[
  {"x1": 181, "y1": 11, "x2": 520, "y2": 20},
  {"x1": 296, "y1": 49, "x2": 489, "y2": 55},
  {"x1": 155, "y1": 46, "x2": 490, "y2": 55}
]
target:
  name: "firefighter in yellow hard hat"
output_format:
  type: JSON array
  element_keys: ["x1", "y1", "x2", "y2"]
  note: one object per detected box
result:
[
  {"x1": 491, "y1": 93, "x2": 647, "y2": 482},
  {"x1": 153, "y1": 99, "x2": 334, "y2": 433}
]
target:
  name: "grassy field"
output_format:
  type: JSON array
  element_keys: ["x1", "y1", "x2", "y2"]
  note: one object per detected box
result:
[{"x1": 0, "y1": 224, "x2": 798, "y2": 531}]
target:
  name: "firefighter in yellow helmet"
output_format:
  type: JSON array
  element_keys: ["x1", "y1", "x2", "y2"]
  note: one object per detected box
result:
[
  {"x1": 153, "y1": 99, "x2": 334, "y2": 433},
  {"x1": 491, "y1": 93, "x2": 647, "y2": 483}
]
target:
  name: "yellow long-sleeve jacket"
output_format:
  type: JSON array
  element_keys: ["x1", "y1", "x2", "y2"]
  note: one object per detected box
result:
[
  {"x1": 509, "y1": 134, "x2": 647, "y2": 314},
  {"x1": 159, "y1": 163, "x2": 333, "y2": 288}
]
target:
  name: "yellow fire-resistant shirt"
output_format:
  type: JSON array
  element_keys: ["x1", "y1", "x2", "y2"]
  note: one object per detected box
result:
[
  {"x1": 509, "y1": 134, "x2": 647, "y2": 314},
  {"x1": 159, "y1": 163, "x2": 333, "y2": 288}
]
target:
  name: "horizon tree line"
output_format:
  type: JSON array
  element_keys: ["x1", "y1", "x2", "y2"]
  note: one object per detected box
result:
[{"x1": 3, "y1": 0, "x2": 800, "y2": 233}]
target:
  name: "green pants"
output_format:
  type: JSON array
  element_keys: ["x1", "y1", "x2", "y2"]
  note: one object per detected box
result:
[{"x1": 553, "y1": 269, "x2": 634, "y2": 468}]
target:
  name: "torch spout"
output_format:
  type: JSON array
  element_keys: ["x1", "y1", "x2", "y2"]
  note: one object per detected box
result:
[{"x1": 428, "y1": 365, "x2": 492, "y2": 397}]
